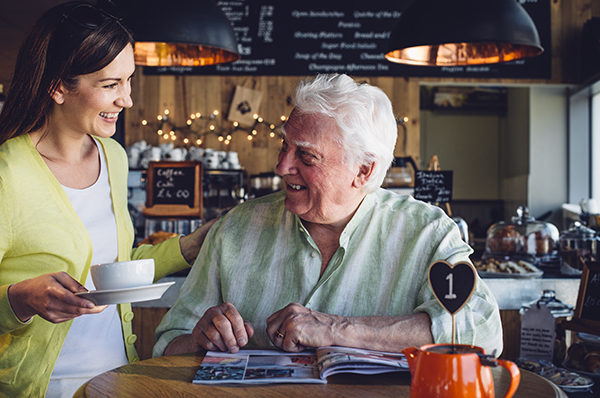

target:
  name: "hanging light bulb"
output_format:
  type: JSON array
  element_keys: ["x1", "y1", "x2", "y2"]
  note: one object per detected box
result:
[
  {"x1": 385, "y1": 0, "x2": 543, "y2": 66},
  {"x1": 114, "y1": 0, "x2": 240, "y2": 67}
]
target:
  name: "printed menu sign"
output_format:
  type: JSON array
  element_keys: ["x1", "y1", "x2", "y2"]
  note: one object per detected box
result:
[
  {"x1": 414, "y1": 170, "x2": 453, "y2": 204},
  {"x1": 520, "y1": 304, "x2": 555, "y2": 361},
  {"x1": 144, "y1": 0, "x2": 551, "y2": 79},
  {"x1": 144, "y1": 161, "x2": 203, "y2": 217}
]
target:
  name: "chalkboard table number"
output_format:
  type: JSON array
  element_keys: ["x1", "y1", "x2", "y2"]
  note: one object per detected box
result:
[
  {"x1": 428, "y1": 260, "x2": 477, "y2": 344},
  {"x1": 143, "y1": 161, "x2": 203, "y2": 217}
]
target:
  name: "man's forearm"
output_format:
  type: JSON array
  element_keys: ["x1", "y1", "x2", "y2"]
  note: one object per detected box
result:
[{"x1": 336, "y1": 312, "x2": 434, "y2": 352}]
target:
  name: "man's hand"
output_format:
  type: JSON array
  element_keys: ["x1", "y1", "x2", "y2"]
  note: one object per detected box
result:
[
  {"x1": 266, "y1": 303, "x2": 340, "y2": 352},
  {"x1": 8, "y1": 272, "x2": 107, "y2": 323},
  {"x1": 267, "y1": 303, "x2": 435, "y2": 353},
  {"x1": 191, "y1": 302, "x2": 254, "y2": 353}
]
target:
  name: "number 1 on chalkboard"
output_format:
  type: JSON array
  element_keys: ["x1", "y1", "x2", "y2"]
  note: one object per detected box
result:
[{"x1": 445, "y1": 273, "x2": 457, "y2": 300}]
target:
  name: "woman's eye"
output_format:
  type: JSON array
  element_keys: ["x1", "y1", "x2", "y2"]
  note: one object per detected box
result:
[{"x1": 104, "y1": 83, "x2": 118, "y2": 89}]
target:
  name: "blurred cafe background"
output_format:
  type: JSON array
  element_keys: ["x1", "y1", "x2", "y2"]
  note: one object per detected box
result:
[{"x1": 2, "y1": 0, "x2": 600, "y2": 394}]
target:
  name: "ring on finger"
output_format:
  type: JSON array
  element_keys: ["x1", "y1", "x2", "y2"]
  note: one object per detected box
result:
[{"x1": 275, "y1": 330, "x2": 284, "y2": 339}]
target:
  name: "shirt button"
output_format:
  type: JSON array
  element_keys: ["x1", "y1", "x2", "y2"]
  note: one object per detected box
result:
[
  {"x1": 127, "y1": 334, "x2": 138, "y2": 345},
  {"x1": 311, "y1": 252, "x2": 318, "y2": 258},
  {"x1": 123, "y1": 311, "x2": 135, "y2": 322}
]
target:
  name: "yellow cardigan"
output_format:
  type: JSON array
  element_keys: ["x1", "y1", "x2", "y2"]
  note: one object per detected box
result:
[{"x1": 0, "y1": 134, "x2": 190, "y2": 397}]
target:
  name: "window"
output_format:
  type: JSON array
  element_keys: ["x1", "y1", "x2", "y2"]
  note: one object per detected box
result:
[
  {"x1": 568, "y1": 77, "x2": 600, "y2": 203},
  {"x1": 592, "y1": 91, "x2": 600, "y2": 199}
]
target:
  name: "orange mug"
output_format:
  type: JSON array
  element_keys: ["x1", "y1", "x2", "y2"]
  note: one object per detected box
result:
[{"x1": 403, "y1": 344, "x2": 520, "y2": 398}]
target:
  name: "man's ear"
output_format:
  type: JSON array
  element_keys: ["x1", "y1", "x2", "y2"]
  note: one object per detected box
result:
[
  {"x1": 50, "y1": 82, "x2": 65, "y2": 105},
  {"x1": 353, "y1": 161, "x2": 376, "y2": 188}
]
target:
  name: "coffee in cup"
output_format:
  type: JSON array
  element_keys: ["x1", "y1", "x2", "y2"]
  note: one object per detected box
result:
[{"x1": 90, "y1": 259, "x2": 154, "y2": 291}]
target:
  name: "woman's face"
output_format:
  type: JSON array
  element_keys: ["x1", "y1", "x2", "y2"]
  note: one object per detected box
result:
[{"x1": 52, "y1": 43, "x2": 135, "y2": 139}]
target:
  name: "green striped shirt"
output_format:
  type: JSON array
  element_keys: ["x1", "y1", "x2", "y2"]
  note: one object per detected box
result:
[{"x1": 154, "y1": 189, "x2": 503, "y2": 356}]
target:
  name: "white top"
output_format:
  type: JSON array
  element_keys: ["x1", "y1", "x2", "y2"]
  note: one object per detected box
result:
[{"x1": 47, "y1": 139, "x2": 128, "y2": 397}]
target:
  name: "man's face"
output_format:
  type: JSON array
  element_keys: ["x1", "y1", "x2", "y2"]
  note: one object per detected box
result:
[{"x1": 275, "y1": 109, "x2": 364, "y2": 225}]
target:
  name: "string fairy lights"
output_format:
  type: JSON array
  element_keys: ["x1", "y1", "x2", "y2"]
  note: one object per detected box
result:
[
  {"x1": 141, "y1": 109, "x2": 410, "y2": 150},
  {"x1": 141, "y1": 109, "x2": 287, "y2": 146}
]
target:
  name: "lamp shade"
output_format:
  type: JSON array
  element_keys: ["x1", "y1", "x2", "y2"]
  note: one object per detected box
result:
[
  {"x1": 113, "y1": 0, "x2": 240, "y2": 67},
  {"x1": 385, "y1": 0, "x2": 544, "y2": 66}
]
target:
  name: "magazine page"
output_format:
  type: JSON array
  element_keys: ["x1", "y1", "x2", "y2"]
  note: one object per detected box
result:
[
  {"x1": 193, "y1": 350, "x2": 326, "y2": 384},
  {"x1": 316, "y1": 346, "x2": 409, "y2": 378}
]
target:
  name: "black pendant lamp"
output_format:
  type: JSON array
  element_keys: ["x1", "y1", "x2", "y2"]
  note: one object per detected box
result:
[
  {"x1": 385, "y1": 0, "x2": 544, "y2": 66},
  {"x1": 112, "y1": 0, "x2": 240, "y2": 67}
]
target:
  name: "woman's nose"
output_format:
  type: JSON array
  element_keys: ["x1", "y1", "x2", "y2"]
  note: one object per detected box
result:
[
  {"x1": 116, "y1": 84, "x2": 133, "y2": 108},
  {"x1": 116, "y1": 93, "x2": 133, "y2": 109}
]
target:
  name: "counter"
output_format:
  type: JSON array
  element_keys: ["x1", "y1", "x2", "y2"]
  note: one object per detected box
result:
[{"x1": 133, "y1": 274, "x2": 582, "y2": 311}]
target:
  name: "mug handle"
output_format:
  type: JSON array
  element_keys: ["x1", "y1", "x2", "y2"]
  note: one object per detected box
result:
[{"x1": 497, "y1": 359, "x2": 521, "y2": 398}]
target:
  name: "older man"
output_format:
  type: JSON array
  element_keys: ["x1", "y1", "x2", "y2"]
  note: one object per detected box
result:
[{"x1": 154, "y1": 74, "x2": 503, "y2": 357}]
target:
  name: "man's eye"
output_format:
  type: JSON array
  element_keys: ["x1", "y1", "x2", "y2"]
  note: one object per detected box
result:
[{"x1": 299, "y1": 150, "x2": 316, "y2": 164}]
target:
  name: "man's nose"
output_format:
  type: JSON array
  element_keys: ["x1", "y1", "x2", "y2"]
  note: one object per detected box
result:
[{"x1": 276, "y1": 150, "x2": 297, "y2": 176}]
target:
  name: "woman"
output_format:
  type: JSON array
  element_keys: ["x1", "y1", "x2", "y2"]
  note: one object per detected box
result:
[{"x1": 0, "y1": 2, "x2": 212, "y2": 396}]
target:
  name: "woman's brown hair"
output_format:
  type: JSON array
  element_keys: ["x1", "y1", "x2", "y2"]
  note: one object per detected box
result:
[{"x1": 0, "y1": 1, "x2": 134, "y2": 146}]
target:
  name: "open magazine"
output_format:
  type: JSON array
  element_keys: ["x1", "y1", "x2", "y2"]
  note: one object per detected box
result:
[{"x1": 192, "y1": 346, "x2": 409, "y2": 385}]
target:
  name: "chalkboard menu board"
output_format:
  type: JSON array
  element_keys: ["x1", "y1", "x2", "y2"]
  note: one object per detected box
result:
[
  {"x1": 144, "y1": 0, "x2": 551, "y2": 79},
  {"x1": 414, "y1": 170, "x2": 453, "y2": 203},
  {"x1": 575, "y1": 262, "x2": 600, "y2": 325},
  {"x1": 143, "y1": 161, "x2": 203, "y2": 217}
]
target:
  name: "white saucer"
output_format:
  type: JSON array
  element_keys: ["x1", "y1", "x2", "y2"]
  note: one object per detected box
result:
[{"x1": 75, "y1": 281, "x2": 176, "y2": 305}]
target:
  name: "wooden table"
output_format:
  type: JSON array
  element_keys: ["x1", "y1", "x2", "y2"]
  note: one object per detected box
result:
[{"x1": 77, "y1": 351, "x2": 567, "y2": 398}]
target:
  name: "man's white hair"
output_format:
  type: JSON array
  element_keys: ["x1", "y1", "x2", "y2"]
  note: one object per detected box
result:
[{"x1": 291, "y1": 74, "x2": 397, "y2": 193}]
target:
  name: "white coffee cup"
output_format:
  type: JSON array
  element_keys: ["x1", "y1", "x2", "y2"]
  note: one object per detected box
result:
[{"x1": 90, "y1": 259, "x2": 155, "y2": 291}]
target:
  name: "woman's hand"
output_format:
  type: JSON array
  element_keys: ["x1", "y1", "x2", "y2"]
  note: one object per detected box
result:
[
  {"x1": 7, "y1": 272, "x2": 107, "y2": 323},
  {"x1": 179, "y1": 218, "x2": 218, "y2": 264}
]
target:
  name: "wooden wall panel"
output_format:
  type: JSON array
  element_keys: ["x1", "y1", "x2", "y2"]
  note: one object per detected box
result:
[{"x1": 132, "y1": 307, "x2": 169, "y2": 361}]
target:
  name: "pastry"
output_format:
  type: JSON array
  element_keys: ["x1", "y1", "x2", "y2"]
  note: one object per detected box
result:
[
  {"x1": 488, "y1": 227, "x2": 522, "y2": 253},
  {"x1": 584, "y1": 351, "x2": 600, "y2": 373},
  {"x1": 566, "y1": 342, "x2": 588, "y2": 371},
  {"x1": 137, "y1": 231, "x2": 179, "y2": 246}
]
